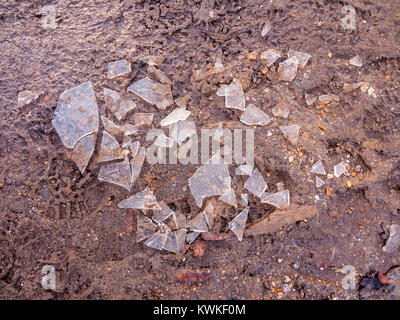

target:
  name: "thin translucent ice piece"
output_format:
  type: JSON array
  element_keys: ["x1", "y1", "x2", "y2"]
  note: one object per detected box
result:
[
  {"x1": 260, "y1": 49, "x2": 281, "y2": 67},
  {"x1": 261, "y1": 21, "x2": 272, "y2": 37},
  {"x1": 18, "y1": 90, "x2": 39, "y2": 107},
  {"x1": 287, "y1": 50, "x2": 312, "y2": 69},
  {"x1": 104, "y1": 88, "x2": 136, "y2": 121},
  {"x1": 316, "y1": 176, "x2": 325, "y2": 188},
  {"x1": 129, "y1": 141, "x2": 140, "y2": 158},
  {"x1": 171, "y1": 119, "x2": 197, "y2": 145},
  {"x1": 244, "y1": 168, "x2": 267, "y2": 197},
  {"x1": 164, "y1": 229, "x2": 187, "y2": 254},
  {"x1": 52, "y1": 81, "x2": 99, "y2": 149},
  {"x1": 334, "y1": 161, "x2": 347, "y2": 178},
  {"x1": 188, "y1": 156, "x2": 232, "y2": 207},
  {"x1": 128, "y1": 77, "x2": 173, "y2": 110},
  {"x1": 130, "y1": 146, "x2": 146, "y2": 185},
  {"x1": 122, "y1": 123, "x2": 139, "y2": 136},
  {"x1": 276, "y1": 182, "x2": 285, "y2": 192},
  {"x1": 98, "y1": 156, "x2": 132, "y2": 191},
  {"x1": 121, "y1": 135, "x2": 132, "y2": 148},
  {"x1": 343, "y1": 82, "x2": 365, "y2": 93},
  {"x1": 305, "y1": 93, "x2": 316, "y2": 106},
  {"x1": 136, "y1": 215, "x2": 157, "y2": 242},
  {"x1": 144, "y1": 229, "x2": 169, "y2": 251},
  {"x1": 382, "y1": 224, "x2": 400, "y2": 254},
  {"x1": 218, "y1": 189, "x2": 237, "y2": 208},
  {"x1": 153, "y1": 201, "x2": 174, "y2": 222},
  {"x1": 236, "y1": 164, "x2": 253, "y2": 176},
  {"x1": 203, "y1": 202, "x2": 215, "y2": 229},
  {"x1": 240, "y1": 104, "x2": 270, "y2": 126},
  {"x1": 101, "y1": 116, "x2": 124, "y2": 136},
  {"x1": 97, "y1": 131, "x2": 124, "y2": 163},
  {"x1": 311, "y1": 160, "x2": 326, "y2": 175},
  {"x1": 228, "y1": 207, "x2": 249, "y2": 241},
  {"x1": 186, "y1": 231, "x2": 200, "y2": 244},
  {"x1": 277, "y1": 56, "x2": 299, "y2": 82},
  {"x1": 349, "y1": 55, "x2": 362, "y2": 67},
  {"x1": 280, "y1": 125, "x2": 300, "y2": 145},
  {"x1": 189, "y1": 212, "x2": 209, "y2": 232},
  {"x1": 261, "y1": 190, "x2": 290, "y2": 209},
  {"x1": 216, "y1": 78, "x2": 245, "y2": 111},
  {"x1": 154, "y1": 133, "x2": 174, "y2": 148},
  {"x1": 134, "y1": 113, "x2": 154, "y2": 127},
  {"x1": 318, "y1": 94, "x2": 340, "y2": 105},
  {"x1": 118, "y1": 188, "x2": 161, "y2": 210},
  {"x1": 272, "y1": 99, "x2": 295, "y2": 119},
  {"x1": 160, "y1": 108, "x2": 191, "y2": 127},
  {"x1": 107, "y1": 60, "x2": 131, "y2": 79},
  {"x1": 241, "y1": 194, "x2": 248, "y2": 207},
  {"x1": 139, "y1": 55, "x2": 165, "y2": 66},
  {"x1": 70, "y1": 133, "x2": 96, "y2": 174},
  {"x1": 148, "y1": 65, "x2": 173, "y2": 85},
  {"x1": 213, "y1": 58, "x2": 224, "y2": 73}
]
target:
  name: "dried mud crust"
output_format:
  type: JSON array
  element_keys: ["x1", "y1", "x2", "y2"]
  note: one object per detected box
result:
[{"x1": 0, "y1": 0, "x2": 399, "y2": 299}]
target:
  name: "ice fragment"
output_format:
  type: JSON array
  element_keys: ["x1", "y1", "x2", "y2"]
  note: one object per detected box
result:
[
  {"x1": 277, "y1": 56, "x2": 299, "y2": 82},
  {"x1": 160, "y1": 108, "x2": 191, "y2": 127},
  {"x1": 311, "y1": 160, "x2": 326, "y2": 175},
  {"x1": 228, "y1": 207, "x2": 249, "y2": 241},
  {"x1": 104, "y1": 88, "x2": 136, "y2": 121},
  {"x1": 280, "y1": 125, "x2": 300, "y2": 145},
  {"x1": 240, "y1": 104, "x2": 270, "y2": 126},
  {"x1": 97, "y1": 131, "x2": 124, "y2": 163},
  {"x1": 216, "y1": 78, "x2": 245, "y2": 111},
  {"x1": 118, "y1": 188, "x2": 161, "y2": 210},
  {"x1": 98, "y1": 156, "x2": 132, "y2": 190},
  {"x1": 244, "y1": 168, "x2": 267, "y2": 198},
  {"x1": 261, "y1": 190, "x2": 290, "y2": 209}
]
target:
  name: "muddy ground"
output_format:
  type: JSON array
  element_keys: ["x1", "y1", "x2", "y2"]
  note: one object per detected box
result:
[{"x1": 0, "y1": 0, "x2": 399, "y2": 300}]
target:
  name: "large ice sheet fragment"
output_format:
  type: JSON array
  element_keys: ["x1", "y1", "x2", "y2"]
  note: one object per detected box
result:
[
  {"x1": 277, "y1": 56, "x2": 299, "y2": 82},
  {"x1": 160, "y1": 108, "x2": 191, "y2": 127},
  {"x1": 311, "y1": 160, "x2": 326, "y2": 175},
  {"x1": 164, "y1": 229, "x2": 187, "y2": 253},
  {"x1": 52, "y1": 81, "x2": 99, "y2": 149},
  {"x1": 118, "y1": 188, "x2": 161, "y2": 210},
  {"x1": 188, "y1": 156, "x2": 232, "y2": 207},
  {"x1": 136, "y1": 215, "x2": 157, "y2": 242},
  {"x1": 98, "y1": 156, "x2": 132, "y2": 191},
  {"x1": 334, "y1": 161, "x2": 347, "y2": 178},
  {"x1": 107, "y1": 60, "x2": 131, "y2": 79},
  {"x1": 260, "y1": 49, "x2": 281, "y2": 67},
  {"x1": 70, "y1": 133, "x2": 96, "y2": 173},
  {"x1": 128, "y1": 77, "x2": 173, "y2": 110},
  {"x1": 216, "y1": 78, "x2": 245, "y2": 111},
  {"x1": 97, "y1": 131, "x2": 124, "y2": 163},
  {"x1": 261, "y1": 190, "x2": 290, "y2": 209},
  {"x1": 244, "y1": 168, "x2": 267, "y2": 198},
  {"x1": 280, "y1": 125, "x2": 300, "y2": 145},
  {"x1": 228, "y1": 207, "x2": 249, "y2": 241},
  {"x1": 287, "y1": 50, "x2": 312, "y2": 69},
  {"x1": 104, "y1": 88, "x2": 136, "y2": 121},
  {"x1": 240, "y1": 104, "x2": 270, "y2": 126}
]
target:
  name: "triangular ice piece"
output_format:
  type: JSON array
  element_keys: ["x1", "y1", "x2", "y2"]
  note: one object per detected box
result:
[
  {"x1": 228, "y1": 207, "x2": 249, "y2": 241},
  {"x1": 240, "y1": 104, "x2": 270, "y2": 126},
  {"x1": 98, "y1": 156, "x2": 132, "y2": 191},
  {"x1": 136, "y1": 215, "x2": 157, "y2": 242},
  {"x1": 118, "y1": 188, "x2": 161, "y2": 210},
  {"x1": 260, "y1": 190, "x2": 290, "y2": 209},
  {"x1": 280, "y1": 125, "x2": 300, "y2": 145},
  {"x1": 311, "y1": 160, "x2": 326, "y2": 175},
  {"x1": 218, "y1": 189, "x2": 237, "y2": 208},
  {"x1": 97, "y1": 131, "x2": 124, "y2": 163},
  {"x1": 244, "y1": 168, "x2": 267, "y2": 198}
]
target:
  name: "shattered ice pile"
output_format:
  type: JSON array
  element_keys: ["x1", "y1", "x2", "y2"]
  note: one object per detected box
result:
[
  {"x1": 228, "y1": 207, "x2": 249, "y2": 241},
  {"x1": 240, "y1": 104, "x2": 270, "y2": 126},
  {"x1": 52, "y1": 81, "x2": 99, "y2": 173},
  {"x1": 216, "y1": 78, "x2": 246, "y2": 111},
  {"x1": 128, "y1": 77, "x2": 173, "y2": 110},
  {"x1": 188, "y1": 156, "x2": 232, "y2": 207}
]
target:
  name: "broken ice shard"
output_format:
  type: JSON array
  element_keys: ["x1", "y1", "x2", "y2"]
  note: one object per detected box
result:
[
  {"x1": 241, "y1": 194, "x2": 249, "y2": 207},
  {"x1": 287, "y1": 50, "x2": 312, "y2": 69},
  {"x1": 18, "y1": 90, "x2": 39, "y2": 107},
  {"x1": 203, "y1": 202, "x2": 215, "y2": 229},
  {"x1": 272, "y1": 98, "x2": 296, "y2": 119},
  {"x1": 134, "y1": 113, "x2": 154, "y2": 127},
  {"x1": 144, "y1": 224, "x2": 170, "y2": 250},
  {"x1": 70, "y1": 133, "x2": 96, "y2": 173},
  {"x1": 128, "y1": 77, "x2": 173, "y2": 110},
  {"x1": 280, "y1": 125, "x2": 300, "y2": 145},
  {"x1": 107, "y1": 59, "x2": 131, "y2": 79},
  {"x1": 101, "y1": 116, "x2": 124, "y2": 136},
  {"x1": 260, "y1": 49, "x2": 281, "y2": 67},
  {"x1": 189, "y1": 212, "x2": 209, "y2": 232},
  {"x1": 218, "y1": 188, "x2": 237, "y2": 208},
  {"x1": 240, "y1": 104, "x2": 270, "y2": 126},
  {"x1": 164, "y1": 229, "x2": 187, "y2": 253},
  {"x1": 130, "y1": 146, "x2": 146, "y2": 185},
  {"x1": 216, "y1": 78, "x2": 245, "y2": 111},
  {"x1": 160, "y1": 108, "x2": 191, "y2": 127},
  {"x1": 98, "y1": 156, "x2": 132, "y2": 191},
  {"x1": 154, "y1": 132, "x2": 174, "y2": 148},
  {"x1": 349, "y1": 55, "x2": 362, "y2": 67},
  {"x1": 212, "y1": 58, "x2": 224, "y2": 73},
  {"x1": 261, "y1": 21, "x2": 271, "y2": 37},
  {"x1": 188, "y1": 156, "x2": 232, "y2": 207},
  {"x1": 136, "y1": 215, "x2": 157, "y2": 242},
  {"x1": 152, "y1": 201, "x2": 174, "y2": 222},
  {"x1": 104, "y1": 88, "x2": 136, "y2": 121},
  {"x1": 334, "y1": 161, "x2": 347, "y2": 178},
  {"x1": 244, "y1": 168, "x2": 267, "y2": 198},
  {"x1": 277, "y1": 56, "x2": 299, "y2": 82},
  {"x1": 236, "y1": 164, "x2": 253, "y2": 176},
  {"x1": 318, "y1": 94, "x2": 340, "y2": 105},
  {"x1": 343, "y1": 82, "x2": 365, "y2": 93},
  {"x1": 186, "y1": 231, "x2": 201, "y2": 244},
  {"x1": 305, "y1": 93, "x2": 316, "y2": 106},
  {"x1": 147, "y1": 65, "x2": 173, "y2": 85},
  {"x1": 261, "y1": 189, "x2": 290, "y2": 209},
  {"x1": 118, "y1": 188, "x2": 161, "y2": 210},
  {"x1": 139, "y1": 55, "x2": 165, "y2": 67},
  {"x1": 170, "y1": 119, "x2": 197, "y2": 145},
  {"x1": 311, "y1": 160, "x2": 326, "y2": 175},
  {"x1": 382, "y1": 224, "x2": 400, "y2": 254},
  {"x1": 97, "y1": 131, "x2": 124, "y2": 163},
  {"x1": 52, "y1": 81, "x2": 99, "y2": 173},
  {"x1": 228, "y1": 207, "x2": 249, "y2": 241},
  {"x1": 316, "y1": 176, "x2": 325, "y2": 188}
]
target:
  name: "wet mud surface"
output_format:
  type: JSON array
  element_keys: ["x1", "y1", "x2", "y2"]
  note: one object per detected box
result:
[{"x1": 0, "y1": 0, "x2": 400, "y2": 299}]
